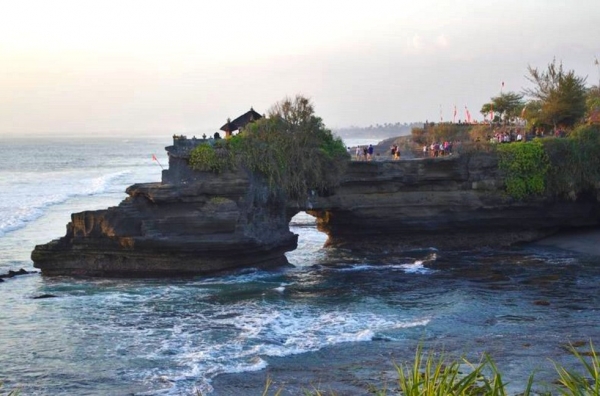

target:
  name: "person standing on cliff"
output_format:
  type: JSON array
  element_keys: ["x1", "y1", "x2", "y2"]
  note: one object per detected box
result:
[{"x1": 367, "y1": 144, "x2": 374, "y2": 161}]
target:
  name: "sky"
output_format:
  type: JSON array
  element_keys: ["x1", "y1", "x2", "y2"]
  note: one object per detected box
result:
[{"x1": 1, "y1": 0, "x2": 599, "y2": 136}]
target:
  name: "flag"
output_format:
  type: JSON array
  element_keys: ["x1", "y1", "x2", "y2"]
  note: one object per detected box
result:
[
  {"x1": 465, "y1": 106, "x2": 471, "y2": 123},
  {"x1": 489, "y1": 103, "x2": 494, "y2": 121},
  {"x1": 152, "y1": 153, "x2": 164, "y2": 169},
  {"x1": 453, "y1": 105, "x2": 457, "y2": 123},
  {"x1": 502, "y1": 81, "x2": 505, "y2": 88}
]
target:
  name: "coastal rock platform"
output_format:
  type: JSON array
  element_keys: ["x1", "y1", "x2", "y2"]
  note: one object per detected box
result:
[{"x1": 32, "y1": 138, "x2": 600, "y2": 276}]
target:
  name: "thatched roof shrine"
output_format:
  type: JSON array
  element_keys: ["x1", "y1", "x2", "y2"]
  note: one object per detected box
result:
[{"x1": 220, "y1": 107, "x2": 263, "y2": 137}]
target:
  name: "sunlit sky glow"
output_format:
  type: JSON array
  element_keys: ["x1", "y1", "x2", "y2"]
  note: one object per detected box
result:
[{"x1": 1, "y1": 0, "x2": 599, "y2": 136}]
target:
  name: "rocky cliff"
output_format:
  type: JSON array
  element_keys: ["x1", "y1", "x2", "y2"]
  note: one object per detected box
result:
[
  {"x1": 308, "y1": 152, "x2": 600, "y2": 251},
  {"x1": 32, "y1": 143, "x2": 297, "y2": 276},
  {"x1": 32, "y1": 140, "x2": 600, "y2": 276}
]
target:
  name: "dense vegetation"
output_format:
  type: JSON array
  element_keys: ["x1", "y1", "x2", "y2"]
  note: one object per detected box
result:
[
  {"x1": 542, "y1": 124, "x2": 600, "y2": 199},
  {"x1": 497, "y1": 140, "x2": 549, "y2": 199},
  {"x1": 189, "y1": 95, "x2": 349, "y2": 201},
  {"x1": 488, "y1": 124, "x2": 600, "y2": 200}
]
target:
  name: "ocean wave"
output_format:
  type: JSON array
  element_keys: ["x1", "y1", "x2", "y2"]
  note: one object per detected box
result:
[
  {"x1": 165, "y1": 305, "x2": 428, "y2": 394},
  {"x1": 331, "y1": 260, "x2": 436, "y2": 274},
  {"x1": 0, "y1": 170, "x2": 131, "y2": 236},
  {"x1": 105, "y1": 299, "x2": 430, "y2": 395}
]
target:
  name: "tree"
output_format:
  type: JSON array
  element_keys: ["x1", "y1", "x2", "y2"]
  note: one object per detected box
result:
[
  {"x1": 239, "y1": 95, "x2": 349, "y2": 200},
  {"x1": 524, "y1": 59, "x2": 587, "y2": 129},
  {"x1": 586, "y1": 86, "x2": 600, "y2": 117},
  {"x1": 189, "y1": 95, "x2": 349, "y2": 201},
  {"x1": 480, "y1": 92, "x2": 525, "y2": 124},
  {"x1": 521, "y1": 100, "x2": 544, "y2": 130}
]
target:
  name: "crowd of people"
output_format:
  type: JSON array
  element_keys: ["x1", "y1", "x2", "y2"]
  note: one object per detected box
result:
[
  {"x1": 423, "y1": 141, "x2": 454, "y2": 157},
  {"x1": 489, "y1": 129, "x2": 524, "y2": 143},
  {"x1": 352, "y1": 143, "x2": 402, "y2": 161},
  {"x1": 354, "y1": 144, "x2": 375, "y2": 161}
]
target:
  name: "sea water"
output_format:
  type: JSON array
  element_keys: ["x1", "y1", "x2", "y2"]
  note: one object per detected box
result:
[{"x1": 0, "y1": 136, "x2": 599, "y2": 395}]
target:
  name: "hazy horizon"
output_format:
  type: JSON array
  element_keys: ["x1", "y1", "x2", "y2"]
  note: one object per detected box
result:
[{"x1": 2, "y1": 0, "x2": 599, "y2": 137}]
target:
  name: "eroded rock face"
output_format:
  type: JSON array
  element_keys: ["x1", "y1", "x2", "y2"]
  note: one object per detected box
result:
[
  {"x1": 308, "y1": 153, "x2": 600, "y2": 251},
  {"x1": 32, "y1": 147, "x2": 298, "y2": 277},
  {"x1": 32, "y1": 143, "x2": 600, "y2": 277}
]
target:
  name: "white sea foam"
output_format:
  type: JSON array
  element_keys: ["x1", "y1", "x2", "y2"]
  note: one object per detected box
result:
[
  {"x1": 334, "y1": 260, "x2": 436, "y2": 274},
  {"x1": 0, "y1": 170, "x2": 131, "y2": 236},
  {"x1": 122, "y1": 299, "x2": 431, "y2": 394},
  {"x1": 158, "y1": 303, "x2": 430, "y2": 392},
  {"x1": 399, "y1": 260, "x2": 436, "y2": 274}
]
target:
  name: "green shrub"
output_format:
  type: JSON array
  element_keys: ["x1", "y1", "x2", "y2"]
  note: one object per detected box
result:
[
  {"x1": 497, "y1": 140, "x2": 549, "y2": 199},
  {"x1": 190, "y1": 96, "x2": 349, "y2": 202},
  {"x1": 189, "y1": 141, "x2": 234, "y2": 174},
  {"x1": 542, "y1": 125, "x2": 600, "y2": 199}
]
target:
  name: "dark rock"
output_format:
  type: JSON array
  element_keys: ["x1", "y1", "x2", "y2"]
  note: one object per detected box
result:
[
  {"x1": 534, "y1": 300, "x2": 551, "y2": 306},
  {"x1": 1, "y1": 268, "x2": 35, "y2": 280},
  {"x1": 33, "y1": 294, "x2": 58, "y2": 299}
]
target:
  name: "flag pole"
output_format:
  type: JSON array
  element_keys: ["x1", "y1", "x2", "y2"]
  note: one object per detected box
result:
[{"x1": 152, "y1": 154, "x2": 164, "y2": 170}]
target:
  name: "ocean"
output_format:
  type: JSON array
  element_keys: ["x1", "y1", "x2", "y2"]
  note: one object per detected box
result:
[{"x1": 0, "y1": 136, "x2": 599, "y2": 395}]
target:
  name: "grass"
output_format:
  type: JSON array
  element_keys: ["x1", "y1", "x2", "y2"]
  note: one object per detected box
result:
[
  {"x1": 394, "y1": 344, "x2": 517, "y2": 396},
  {"x1": 553, "y1": 341, "x2": 600, "y2": 395},
  {"x1": 0, "y1": 382, "x2": 20, "y2": 396}
]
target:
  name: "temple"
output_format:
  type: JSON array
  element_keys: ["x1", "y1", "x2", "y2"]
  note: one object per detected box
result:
[{"x1": 220, "y1": 108, "x2": 263, "y2": 138}]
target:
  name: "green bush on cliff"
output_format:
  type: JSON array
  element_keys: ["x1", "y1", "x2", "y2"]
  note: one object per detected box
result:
[
  {"x1": 497, "y1": 140, "x2": 549, "y2": 199},
  {"x1": 190, "y1": 95, "x2": 349, "y2": 201},
  {"x1": 189, "y1": 141, "x2": 235, "y2": 174},
  {"x1": 239, "y1": 96, "x2": 349, "y2": 201},
  {"x1": 541, "y1": 124, "x2": 600, "y2": 199}
]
